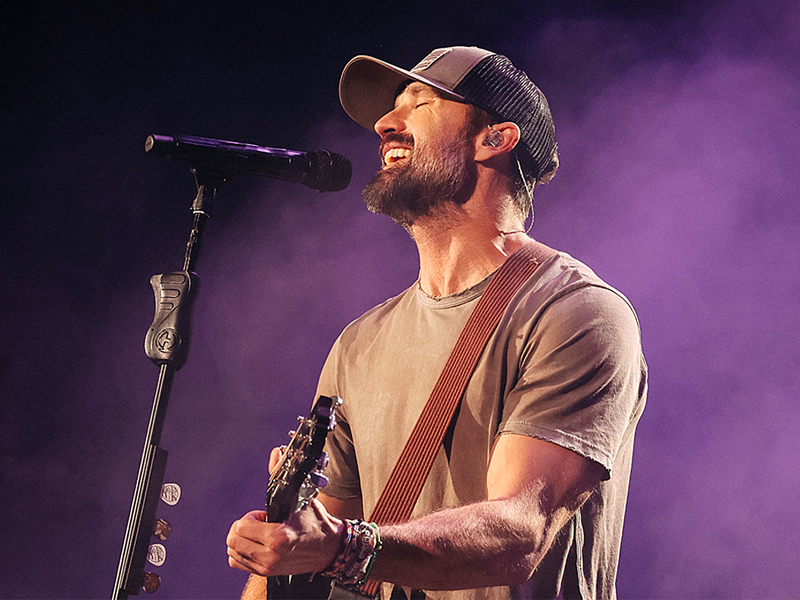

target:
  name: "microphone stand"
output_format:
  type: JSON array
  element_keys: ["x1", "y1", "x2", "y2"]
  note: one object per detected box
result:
[{"x1": 112, "y1": 168, "x2": 225, "y2": 599}]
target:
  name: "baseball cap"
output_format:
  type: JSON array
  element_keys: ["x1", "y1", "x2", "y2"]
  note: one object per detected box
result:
[{"x1": 339, "y1": 46, "x2": 557, "y2": 179}]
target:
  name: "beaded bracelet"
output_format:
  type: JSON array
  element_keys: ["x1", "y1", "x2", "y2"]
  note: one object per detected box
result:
[{"x1": 321, "y1": 519, "x2": 382, "y2": 587}]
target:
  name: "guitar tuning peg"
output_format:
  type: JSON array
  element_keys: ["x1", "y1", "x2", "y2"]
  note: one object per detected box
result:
[
  {"x1": 142, "y1": 572, "x2": 161, "y2": 594},
  {"x1": 153, "y1": 518, "x2": 171, "y2": 541},
  {"x1": 309, "y1": 471, "x2": 329, "y2": 488},
  {"x1": 288, "y1": 430, "x2": 296, "y2": 437},
  {"x1": 316, "y1": 451, "x2": 329, "y2": 469}
]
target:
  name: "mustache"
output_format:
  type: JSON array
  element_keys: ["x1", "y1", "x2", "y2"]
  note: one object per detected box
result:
[{"x1": 379, "y1": 133, "x2": 415, "y2": 160}]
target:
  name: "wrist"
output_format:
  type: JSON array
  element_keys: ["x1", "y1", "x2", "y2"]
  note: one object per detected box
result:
[{"x1": 319, "y1": 519, "x2": 382, "y2": 587}]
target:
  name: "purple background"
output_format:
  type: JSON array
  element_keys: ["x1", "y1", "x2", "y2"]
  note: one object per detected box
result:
[{"x1": 2, "y1": 0, "x2": 799, "y2": 598}]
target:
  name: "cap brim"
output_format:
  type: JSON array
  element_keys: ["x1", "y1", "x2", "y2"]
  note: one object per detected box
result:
[{"x1": 339, "y1": 55, "x2": 466, "y2": 131}]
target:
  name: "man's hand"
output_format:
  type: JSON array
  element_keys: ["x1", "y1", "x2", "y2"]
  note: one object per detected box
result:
[
  {"x1": 227, "y1": 445, "x2": 359, "y2": 587},
  {"x1": 226, "y1": 498, "x2": 345, "y2": 577}
]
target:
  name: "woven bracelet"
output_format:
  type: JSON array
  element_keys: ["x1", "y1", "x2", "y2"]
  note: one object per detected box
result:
[{"x1": 320, "y1": 519, "x2": 382, "y2": 587}]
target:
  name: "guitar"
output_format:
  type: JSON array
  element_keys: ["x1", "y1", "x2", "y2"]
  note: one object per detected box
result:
[{"x1": 265, "y1": 394, "x2": 341, "y2": 599}]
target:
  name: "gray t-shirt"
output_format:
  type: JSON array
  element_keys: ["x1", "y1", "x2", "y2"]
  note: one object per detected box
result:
[{"x1": 316, "y1": 251, "x2": 647, "y2": 600}]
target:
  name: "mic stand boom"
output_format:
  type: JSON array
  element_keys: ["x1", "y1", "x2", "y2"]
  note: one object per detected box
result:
[{"x1": 112, "y1": 168, "x2": 223, "y2": 599}]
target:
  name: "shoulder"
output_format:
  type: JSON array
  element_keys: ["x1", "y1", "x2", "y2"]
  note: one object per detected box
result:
[
  {"x1": 517, "y1": 251, "x2": 641, "y2": 332},
  {"x1": 505, "y1": 251, "x2": 645, "y2": 375},
  {"x1": 333, "y1": 283, "x2": 417, "y2": 353}
]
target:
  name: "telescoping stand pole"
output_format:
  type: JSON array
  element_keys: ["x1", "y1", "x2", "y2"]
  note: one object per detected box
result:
[{"x1": 112, "y1": 169, "x2": 224, "y2": 599}]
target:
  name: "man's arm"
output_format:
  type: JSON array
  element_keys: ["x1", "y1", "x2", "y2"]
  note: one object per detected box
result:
[
  {"x1": 368, "y1": 433, "x2": 604, "y2": 590},
  {"x1": 228, "y1": 433, "x2": 602, "y2": 591}
]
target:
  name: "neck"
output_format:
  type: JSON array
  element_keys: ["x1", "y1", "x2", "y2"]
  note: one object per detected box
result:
[{"x1": 410, "y1": 202, "x2": 530, "y2": 298}]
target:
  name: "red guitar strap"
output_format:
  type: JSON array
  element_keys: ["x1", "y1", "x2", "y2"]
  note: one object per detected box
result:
[{"x1": 360, "y1": 241, "x2": 556, "y2": 598}]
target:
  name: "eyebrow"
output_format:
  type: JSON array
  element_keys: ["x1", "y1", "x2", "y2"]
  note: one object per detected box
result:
[
  {"x1": 394, "y1": 81, "x2": 441, "y2": 105},
  {"x1": 404, "y1": 82, "x2": 437, "y2": 96}
]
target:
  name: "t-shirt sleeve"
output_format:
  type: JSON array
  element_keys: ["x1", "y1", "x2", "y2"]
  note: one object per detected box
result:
[
  {"x1": 499, "y1": 284, "x2": 647, "y2": 479},
  {"x1": 315, "y1": 336, "x2": 363, "y2": 500}
]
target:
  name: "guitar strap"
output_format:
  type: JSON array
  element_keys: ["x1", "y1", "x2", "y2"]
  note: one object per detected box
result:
[{"x1": 359, "y1": 241, "x2": 556, "y2": 599}]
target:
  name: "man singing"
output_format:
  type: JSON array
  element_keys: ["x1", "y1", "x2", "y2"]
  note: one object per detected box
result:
[{"x1": 227, "y1": 46, "x2": 647, "y2": 600}]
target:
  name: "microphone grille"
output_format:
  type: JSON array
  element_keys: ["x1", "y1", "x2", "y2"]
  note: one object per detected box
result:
[{"x1": 308, "y1": 151, "x2": 352, "y2": 192}]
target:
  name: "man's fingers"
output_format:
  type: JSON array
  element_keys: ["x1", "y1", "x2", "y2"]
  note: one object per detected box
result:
[
  {"x1": 238, "y1": 521, "x2": 289, "y2": 546},
  {"x1": 227, "y1": 549, "x2": 253, "y2": 573},
  {"x1": 227, "y1": 502, "x2": 340, "y2": 577},
  {"x1": 269, "y1": 446, "x2": 288, "y2": 473},
  {"x1": 227, "y1": 513, "x2": 297, "y2": 577},
  {"x1": 228, "y1": 511, "x2": 270, "y2": 544},
  {"x1": 227, "y1": 543, "x2": 277, "y2": 577}
]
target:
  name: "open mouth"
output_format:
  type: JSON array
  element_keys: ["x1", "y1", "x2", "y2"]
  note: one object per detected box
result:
[{"x1": 383, "y1": 147, "x2": 411, "y2": 166}]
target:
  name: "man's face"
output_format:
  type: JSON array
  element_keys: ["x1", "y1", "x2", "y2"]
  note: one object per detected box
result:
[{"x1": 362, "y1": 82, "x2": 479, "y2": 229}]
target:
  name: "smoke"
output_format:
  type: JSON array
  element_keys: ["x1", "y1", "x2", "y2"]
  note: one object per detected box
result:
[
  {"x1": 515, "y1": 2, "x2": 800, "y2": 597},
  {"x1": 170, "y1": 8, "x2": 800, "y2": 593},
  {"x1": 2, "y1": 1, "x2": 799, "y2": 598}
]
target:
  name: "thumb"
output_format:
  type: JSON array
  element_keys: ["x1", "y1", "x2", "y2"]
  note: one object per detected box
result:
[{"x1": 243, "y1": 510, "x2": 269, "y2": 522}]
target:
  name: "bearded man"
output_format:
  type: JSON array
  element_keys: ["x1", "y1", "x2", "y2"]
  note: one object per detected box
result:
[{"x1": 227, "y1": 46, "x2": 647, "y2": 600}]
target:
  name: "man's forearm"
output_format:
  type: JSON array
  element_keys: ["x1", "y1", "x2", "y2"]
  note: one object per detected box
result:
[
  {"x1": 368, "y1": 493, "x2": 564, "y2": 591},
  {"x1": 238, "y1": 495, "x2": 568, "y2": 595}
]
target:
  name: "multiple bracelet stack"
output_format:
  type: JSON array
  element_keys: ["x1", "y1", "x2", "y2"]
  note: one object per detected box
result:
[{"x1": 320, "y1": 519, "x2": 382, "y2": 588}]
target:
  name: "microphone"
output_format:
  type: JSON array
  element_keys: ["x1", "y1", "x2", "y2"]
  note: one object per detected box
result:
[{"x1": 145, "y1": 134, "x2": 352, "y2": 192}]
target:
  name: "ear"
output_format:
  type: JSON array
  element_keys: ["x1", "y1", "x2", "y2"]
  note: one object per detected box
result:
[{"x1": 474, "y1": 122, "x2": 521, "y2": 163}]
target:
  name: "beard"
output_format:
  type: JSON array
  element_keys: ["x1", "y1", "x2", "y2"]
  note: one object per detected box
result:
[{"x1": 362, "y1": 127, "x2": 478, "y2": 229}]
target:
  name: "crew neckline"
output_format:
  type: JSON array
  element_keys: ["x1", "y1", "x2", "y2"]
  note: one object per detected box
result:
[{"x1": 414, "y1": 270, "x2": 496, "y2": 308}]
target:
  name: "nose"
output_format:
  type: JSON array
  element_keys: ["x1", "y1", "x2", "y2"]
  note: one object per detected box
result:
[{"x1": 374, "y1": 105, "x2": 407, "y2": 137}]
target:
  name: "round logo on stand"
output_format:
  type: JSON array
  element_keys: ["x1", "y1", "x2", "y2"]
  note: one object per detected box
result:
[
  {"x1": 156, "y1": 328, "x2": 180, "y2": 352},
  {"x1": 161, "y1": 483, "x2": 181, "y2": 506},
  {"x1": 147, "y1": 543, "x2": 167, "y2": 567}
]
